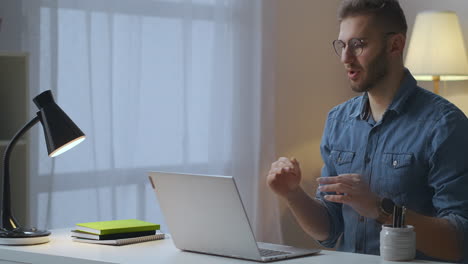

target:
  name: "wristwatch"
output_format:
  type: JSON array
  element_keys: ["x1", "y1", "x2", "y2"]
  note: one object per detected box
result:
[{"x1": 376, "y1": 197, "x2": 394, "y2": 224}]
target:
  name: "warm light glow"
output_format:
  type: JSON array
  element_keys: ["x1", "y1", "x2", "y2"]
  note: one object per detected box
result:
[
  {"x1": 49, "y1": 136, "x2": 86, "y2": 157},
  {"x1": 405, "y1": 11, "x2": 468, "y2": 80},
  {"x1": 414, "y1": 75, "x2": 468, "y2": 81}
]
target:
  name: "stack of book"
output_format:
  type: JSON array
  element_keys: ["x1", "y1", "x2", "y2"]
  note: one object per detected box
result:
[{"x1": 71, "y1": 219, "x2": 164, "y2": 245}]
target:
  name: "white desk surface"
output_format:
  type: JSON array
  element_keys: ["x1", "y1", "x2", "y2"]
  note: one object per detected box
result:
[{"x1": 0, "y1": 229, "x2": 448, "y2": 264}]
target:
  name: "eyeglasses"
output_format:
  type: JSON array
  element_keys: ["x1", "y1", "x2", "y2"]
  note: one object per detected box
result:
[{"x1": 332, "y1": 32, "x2": 397, "y2": 58}]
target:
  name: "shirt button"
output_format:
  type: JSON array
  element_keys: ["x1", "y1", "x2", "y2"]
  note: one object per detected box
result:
[
  {"x1": 359, "y1": 216, "x2": 365, "y2": 222},
  {"x1": 393, "y1": 160, "x2": 398, "y2": 167},
  {"x1": 365, "y1": 157, "x2": 371, "y2": 163}
]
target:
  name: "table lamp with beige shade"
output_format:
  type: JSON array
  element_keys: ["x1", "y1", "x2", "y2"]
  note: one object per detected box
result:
[{"x1": 405, "y1": 11, "x2": 468, "y2": 95}]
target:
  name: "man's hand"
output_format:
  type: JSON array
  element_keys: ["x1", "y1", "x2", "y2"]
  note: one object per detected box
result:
[
  {"x1": 317, "y1": 174, "x2": 380, "y2": 219},
  {"x1": 267, "y1": 157, "x2": 302, "y2": 199}
]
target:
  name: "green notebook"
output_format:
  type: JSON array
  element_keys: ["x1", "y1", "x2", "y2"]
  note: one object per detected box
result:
[{"x1": 75, "y1": 219, "x2": 160, "y2": 235}]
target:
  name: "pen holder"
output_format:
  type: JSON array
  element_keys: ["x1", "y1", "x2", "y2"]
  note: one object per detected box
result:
[{"x1": 380, "y1": 225, "x2": 415, "y2": 261}]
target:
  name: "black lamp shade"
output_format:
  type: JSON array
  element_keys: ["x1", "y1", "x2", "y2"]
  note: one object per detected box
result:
[{"x1": 33, "y1": 90, "x2": 85, "y2": 157}]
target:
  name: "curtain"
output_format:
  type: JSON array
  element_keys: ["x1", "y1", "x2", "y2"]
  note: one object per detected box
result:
[{"x1": 20, "y1": 0, "x2": 281, "y2": 243}]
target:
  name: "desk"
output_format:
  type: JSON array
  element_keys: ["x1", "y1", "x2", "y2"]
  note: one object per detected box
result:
[{"x1": 0, "y1": 229, "x2": 447, "y2": 264}]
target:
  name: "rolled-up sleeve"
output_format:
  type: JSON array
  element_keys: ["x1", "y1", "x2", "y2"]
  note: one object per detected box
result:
[
  {"x1": 427, "y1": 109, "x2": 468, "y2": 261},
  {"x1": 315, "y1": 109, "x2": 344, "y2": 248}
]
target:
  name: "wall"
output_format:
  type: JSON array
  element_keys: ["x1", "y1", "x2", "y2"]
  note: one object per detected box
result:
[
  {"x1": 273, "y1": 0, "x2": 468, "y2": 249},
  {"x1": 0, "y1": 0, "x2": 23, "y2": 52},
  {"x1": 273, "y1": 0, "x2": 353, "y2": 249}
]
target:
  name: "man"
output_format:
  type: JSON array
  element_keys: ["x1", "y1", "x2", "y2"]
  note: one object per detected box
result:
[{"x1": 267, "y1": 0, "x2": 468, "y2": 262}]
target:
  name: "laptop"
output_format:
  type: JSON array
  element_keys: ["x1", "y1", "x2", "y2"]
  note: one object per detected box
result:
[{"x1": 148, "y1": 171, "x2": 320, "y2": 262}]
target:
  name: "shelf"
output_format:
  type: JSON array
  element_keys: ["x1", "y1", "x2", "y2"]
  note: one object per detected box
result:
[
  {"x1": 0, "y1": 53, "x2": 29, "y2": 226},
  {"x1": 0, "y1": 140, "x2": 26, "y2": 147}
]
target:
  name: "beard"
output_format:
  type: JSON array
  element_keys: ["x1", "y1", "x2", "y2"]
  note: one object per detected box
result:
[{"x1": 350, "y1": 45, "x2": 389, "y2": 93}]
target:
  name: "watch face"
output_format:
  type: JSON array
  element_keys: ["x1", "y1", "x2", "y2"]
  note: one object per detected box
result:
[{"x1": 382, "y1": 198, "x2": 395, "y2": 215}]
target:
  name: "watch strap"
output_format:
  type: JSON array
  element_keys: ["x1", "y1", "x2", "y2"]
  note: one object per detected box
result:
[{"x1": 376, "y1": 198, "x2": 394, "y2": 224}]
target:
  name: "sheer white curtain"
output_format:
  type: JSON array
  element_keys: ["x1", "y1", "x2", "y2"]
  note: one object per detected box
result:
[{"x1": 20, "y1": 0, "x2": 281, "y2": 242}]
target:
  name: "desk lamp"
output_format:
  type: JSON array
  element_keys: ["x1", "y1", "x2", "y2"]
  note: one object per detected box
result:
[
  {"x1": 0, "y1": 90, "x2": 85, "y2": 245},
  {"x1": 405, "y1": 11, "x2": 468, "y2": 94}
]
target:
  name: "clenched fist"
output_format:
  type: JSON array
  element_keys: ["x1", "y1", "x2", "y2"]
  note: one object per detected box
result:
[{"x1": 267, "y1": 157, "x2": 302, "y2": 198}]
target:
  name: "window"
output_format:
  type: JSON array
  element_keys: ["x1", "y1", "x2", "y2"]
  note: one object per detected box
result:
[{"x1": 26, "y1": 0, "x2": 261, "y2": 229}]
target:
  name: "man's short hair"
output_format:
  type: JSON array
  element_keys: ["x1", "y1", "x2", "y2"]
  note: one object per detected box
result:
[{"x1": 338, "y1": 0, "x2": 407, "y2": 35}]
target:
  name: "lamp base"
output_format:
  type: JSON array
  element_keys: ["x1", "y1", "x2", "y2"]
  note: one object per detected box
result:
[{"x1": 0, "y1": 227, "x2": 50, "y2": 245}]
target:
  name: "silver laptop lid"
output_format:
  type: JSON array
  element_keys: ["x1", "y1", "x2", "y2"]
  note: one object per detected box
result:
[{"x1": 148, "y1": 171, "x2": 262, "y2": 260}]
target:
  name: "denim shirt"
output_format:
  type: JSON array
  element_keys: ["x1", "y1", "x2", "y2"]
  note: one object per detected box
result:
[{"x1": 316, "y1": 69, "x2": 468, "y2": 262}]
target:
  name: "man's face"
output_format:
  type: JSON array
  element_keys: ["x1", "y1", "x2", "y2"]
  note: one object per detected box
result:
[{"x1": 338, "y1": 15, "x2": 390, "y2": 93}]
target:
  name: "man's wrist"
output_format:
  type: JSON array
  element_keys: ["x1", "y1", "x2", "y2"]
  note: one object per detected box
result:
[{"x1": 286, "y1": 185, "x2": 303, "y2": 199}]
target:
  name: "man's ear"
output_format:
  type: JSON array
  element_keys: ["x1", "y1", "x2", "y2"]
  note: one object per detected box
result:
[{"x1": 389, "y1": 33, "x2": 406, "y2": 55}]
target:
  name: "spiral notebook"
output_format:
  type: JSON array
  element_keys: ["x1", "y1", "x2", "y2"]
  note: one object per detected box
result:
[{"x1": 72, "y1": 233, "x2": 165, "y2": 246}]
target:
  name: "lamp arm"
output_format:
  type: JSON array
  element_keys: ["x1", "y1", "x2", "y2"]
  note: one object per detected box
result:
[{"x1": 1, "y1": 116, "x2": 40, "y2": 230}]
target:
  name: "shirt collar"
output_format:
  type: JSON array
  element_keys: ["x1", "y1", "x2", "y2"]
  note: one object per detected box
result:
[
  {"x1": 350, "y1": 68, "x2": 417, "y2": 120},
  {"x1": 357, "y1": 93, "x2": 370, "y2": 120},
  {"x1": 349, "y1": 91, "x2": 370, "y2": 120},
  {"x1": 387, "y1": 68, "x2": 417, "y2": 115}
]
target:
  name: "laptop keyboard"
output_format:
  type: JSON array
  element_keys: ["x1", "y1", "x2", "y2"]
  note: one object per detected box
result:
[{"x1": 259, "y1": 248, "x2": 292, "y2": 257}]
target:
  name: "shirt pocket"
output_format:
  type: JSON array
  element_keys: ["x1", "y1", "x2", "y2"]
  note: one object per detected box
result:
[
  {"x1": 330, "y1": 150, "x2": 356, "y2": 175},
  {"x1": 381, "y1": 152, "x2": 414, "y2": 197}
]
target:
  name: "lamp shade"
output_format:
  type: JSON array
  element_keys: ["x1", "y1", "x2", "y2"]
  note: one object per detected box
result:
[
  {"x1": 405, "y1": 11, "x2": 468, "y2": 81},
  {"x1": 33, "y1": 90, "x2": 85, "y2": 157}
]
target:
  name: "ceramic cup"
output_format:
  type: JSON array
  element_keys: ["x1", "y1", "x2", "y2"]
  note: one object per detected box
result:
[{"x1": 380, "y1": 225, "x2": 416, "y2": 261}]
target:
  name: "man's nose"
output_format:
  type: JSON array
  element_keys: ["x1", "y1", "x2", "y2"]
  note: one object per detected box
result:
[{"x1": 341, "y1": 46, "x2": 356, "y2": 64}]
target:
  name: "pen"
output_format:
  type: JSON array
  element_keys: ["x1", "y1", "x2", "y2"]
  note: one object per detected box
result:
[
  {"x1": 397, "y1": 206, "x2": 402, "y2": 228},
  {"x1": 392, "y1": 205, "x2": 404, "y2": 228},
  {"x1": 401, "y1": 206, "x2": 406, "y2": 228}
]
